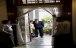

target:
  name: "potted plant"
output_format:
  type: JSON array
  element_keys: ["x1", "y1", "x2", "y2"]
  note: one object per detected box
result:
[{"x1": 43, "y1": 26, "x2": 50, "y2": 34}]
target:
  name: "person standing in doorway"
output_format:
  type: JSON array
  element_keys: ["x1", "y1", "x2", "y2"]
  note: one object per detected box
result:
[
  {"x1": 53, "y1": 17, "x2": 71, "y2": 48},
  {"x1": 1, "y1": 20, "x2": 15, "y2": 48},
  {"x1": 33, "y1": 19, "x2": 44, "y2": 38},
  {"x1": 30, "y1": 20, "x2": 35, "y2": 38}
]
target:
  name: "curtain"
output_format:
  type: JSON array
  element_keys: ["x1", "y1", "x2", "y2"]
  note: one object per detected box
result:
[
  {"x1": 41, "y1": 7, "x2": 59, "y2": 46},
  {"x1": 51, "y1": 17, "x2": 57, "y2": 46},
  {"x1": 17, "y1": 7, "x2": 37, "y2": 17},
  {"x1": 16, "y1": 21, "x2": 25, "y2": 45},
  {"x1": 41, "y1": 7, "x2": 58, "y2": 15},
  {"x1": 17, "y1": 7, "x2": 37, "y2": 45}
]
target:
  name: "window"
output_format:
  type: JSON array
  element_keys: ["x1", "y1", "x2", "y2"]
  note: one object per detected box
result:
[
  {"x1": 22, "y1": 0, "x2": 60, "y2": 4},
  {"x1": 56, "y1": 0, "x2": 60, "y2": 3},
  {"x1": 49, "y1": 0, "x2": 55, "y2": 3},
  {"x1": 22, "y1": 0, "x2": 26, "y2": 4},
  {"x1": 27, "y1": 0, "x2": 36, "y2": 3}
]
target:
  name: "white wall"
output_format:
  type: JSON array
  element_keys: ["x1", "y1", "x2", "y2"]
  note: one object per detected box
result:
[
  {"x1": 72, "y1": 0, "x2": 76, "y2": 44},
  {"x1": 29, "y1": 11, "x2": 34, "y2": 20},
  {"x1": 35, "y1": 9, "x2": 39, "y2": 19},
  {"x1": 0, "y1": 0, "x2": 7, "y2": 26}
]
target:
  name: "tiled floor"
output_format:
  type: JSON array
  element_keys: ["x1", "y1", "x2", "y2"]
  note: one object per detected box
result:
[
  {"x1": 14, "y1": 34, "x2": 52, "y2": 48},
  {"x1": 14, "y1": 45, "x2": 52, "y2": 48}
]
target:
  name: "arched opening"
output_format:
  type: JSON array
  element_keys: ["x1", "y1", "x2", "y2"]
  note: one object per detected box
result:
[{"x1": 16, "y1": 6, "x2": 63, "y2": 47}]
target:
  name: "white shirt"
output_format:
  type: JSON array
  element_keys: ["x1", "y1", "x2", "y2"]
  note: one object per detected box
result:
[
  {"x1": 54, "y1": 20, "x2": 70, "y2": 36},
  {"x1": 2, "y1": 24, "x2": 13, "y2": 33}
]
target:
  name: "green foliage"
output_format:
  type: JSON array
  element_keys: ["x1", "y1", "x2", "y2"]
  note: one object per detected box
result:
[
  {"x1": 41, "y1": 15, "x2": 53, "y2": 23},
  {"x1": 43, "y1": 26, "x2": 50, "y2": 32}
]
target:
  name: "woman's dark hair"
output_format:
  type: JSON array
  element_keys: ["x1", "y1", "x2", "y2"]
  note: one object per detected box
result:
[
  {"x1": 30, "y1": 20, "x2": 33, "y2": 22},
  {"x1": 35, "y1": 19, "x2": 38, "y2": 21},
  {"x1": 1, "y1": 20, "x2": 10, "y2": 24}
]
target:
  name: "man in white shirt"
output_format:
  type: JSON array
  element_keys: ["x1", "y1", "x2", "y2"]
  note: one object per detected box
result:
[{"x1": 53, "y1": 17, "x2": 71, "y2": 48}]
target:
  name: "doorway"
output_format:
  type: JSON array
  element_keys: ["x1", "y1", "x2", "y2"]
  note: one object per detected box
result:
[
  {"x1": 16, "y1": 6, "x2": 62, "y2": 47},
  {"x1": 26, "y1": 8, "x2": 53, "y2": 46}
]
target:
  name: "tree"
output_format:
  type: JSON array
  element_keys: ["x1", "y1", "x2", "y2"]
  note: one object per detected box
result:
[{"x1": 41, "y1": 14, "x2": 53, "y2": 23}]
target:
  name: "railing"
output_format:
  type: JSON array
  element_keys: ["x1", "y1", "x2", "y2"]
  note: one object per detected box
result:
[
  {"x1": 13, "y1": 0, "x2": 63, "y2": 5},
  {"x1": 22, "y1": 0, "x2": 61, "y2": 4}
]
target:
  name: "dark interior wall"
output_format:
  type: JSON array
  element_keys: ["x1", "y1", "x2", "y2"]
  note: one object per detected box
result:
[
  {"x1": 6, "y1": 0, "x2": 18, "y2": 46},
  {"x1": 63, "y1": 0, "x2": 72, "y2": 22},
  {"x1": 6, "y1": 0, "x2": 17, "y2": 22},
  {"x1": 63, "y1": 0, "x2": 72, "y2": 45}
]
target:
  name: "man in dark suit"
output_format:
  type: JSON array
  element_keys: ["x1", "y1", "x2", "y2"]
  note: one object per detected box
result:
[{"x1": 33, "y1": 19, "x2": 44, "y2": 38}]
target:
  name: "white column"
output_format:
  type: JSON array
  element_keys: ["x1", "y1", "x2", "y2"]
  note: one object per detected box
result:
[
  {"x1": 35, "y1": 9, "x2": 39, "y2": 20},
  {"x1": 29, "y1": 11, "x2": 34, "y2": 20},
  {"x1": 33, "y1": 10, "x2": 35, "y2": 21}
]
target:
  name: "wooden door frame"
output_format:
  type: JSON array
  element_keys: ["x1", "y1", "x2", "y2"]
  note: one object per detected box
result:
[
  {"x1": 6, "y1": 0, "x2": 72, "y2": 46},
  {"x1": 28, "y1": 13, "x2": 32, "y2": 42}
]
